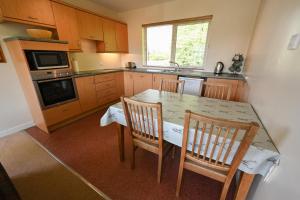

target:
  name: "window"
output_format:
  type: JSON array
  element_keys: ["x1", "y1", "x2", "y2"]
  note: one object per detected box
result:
[{"x1": 143, "y1": 16, "x2": 211, "y2": 68}]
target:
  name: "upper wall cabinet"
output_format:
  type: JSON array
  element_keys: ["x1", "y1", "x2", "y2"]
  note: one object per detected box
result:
[
  {"x1": 76, "y1": 10, "x2": 104, "y2": 41},
  {"x1": 52, "y1": 2, "x2": 81, "y2": 51},
  {"x1": 0, "y1": 0, "x2": 55, "y2": 27},
  {"x1": 101, "y1": 19, "x2": 117, "y2": 51},
  {"x1": 97, "y1": 20, "x2": 129, "y2": 53},
  {"x1": 116, "y1": 23, "x2": 129, "y2": 53}
]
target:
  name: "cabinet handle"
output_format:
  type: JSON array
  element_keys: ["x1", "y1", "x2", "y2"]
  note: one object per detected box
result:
[
  {"x1": 28, "y1": 16, "x2": 38, "y2": 20},
  {"x1": 62, "y1": 109, "x2": 69, "y2": 112}
]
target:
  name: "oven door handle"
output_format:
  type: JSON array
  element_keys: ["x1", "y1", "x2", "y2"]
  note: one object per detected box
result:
[{"x1": 37, "y1": 76, "x2": 73, "y2": 83}]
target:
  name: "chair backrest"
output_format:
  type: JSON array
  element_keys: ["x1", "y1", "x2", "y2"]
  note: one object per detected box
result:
[
  {"x1": 181, "y1": 110, "x2": 259, "y2": 176},
  {"x1": 202, "y1": 82, "x2": 232, "y2": 100},
  {"x1": 159, "y1": 79, "x2": 185, "y2": 94},
  {"x1": 121, "y1": 97, "x2": 163, "y2": 146}
]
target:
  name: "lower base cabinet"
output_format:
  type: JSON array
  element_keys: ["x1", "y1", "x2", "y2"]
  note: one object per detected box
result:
[
  {"x1": 75, "y1": 76, "x2": 98, "y2": 112},
  {"x1": 43, "y1": 100, "x2": 82, "y2": 126}
]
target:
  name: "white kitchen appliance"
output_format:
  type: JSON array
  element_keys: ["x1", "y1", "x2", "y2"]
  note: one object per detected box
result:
[{"x1": 178, "y1": 76, "x2": 204, "y2": 96}]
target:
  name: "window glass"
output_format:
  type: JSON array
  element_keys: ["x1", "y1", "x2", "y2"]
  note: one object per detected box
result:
[
  {"x1": 144, "y1": 19, "x2": 210, "y2": 68},
  {"x1": 175, "y1": 22, "x2": 209, "y2": 67},
  {"x1": 146, "y1": 25, "x2": 172, "y2": 66}
]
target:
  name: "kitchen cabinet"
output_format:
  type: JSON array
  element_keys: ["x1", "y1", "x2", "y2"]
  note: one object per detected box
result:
[
  {"x1": 100, "y1": 19, "x2": 117, "y2": 52},
  {"x1": 52, "y1": 2, "x2": 81, "y2": 51},
  {"x1": 0, "y1": 0, "x2": 55, "y2": 27},
  {"x1": 43, "y1": 100, "x2": 81, "y2": 126},
  {"x1": 152, "y1": 74, "x2": 178, "y2": 89},
  {"x1": 116, "y1": 23, "x2": 129, "y2": 52},
  {"x1": 97, "y1": 20, "x2": 129, "y2": 53},
  {"x1": 95, "y1": 72, "x2": 124, "y2": 106},
  {"x1": 133, "y1": 73, "x2": 153, "y2": 95},
  {"x1": 75, "y1": 76, "x2": 98, "y2": 112},
  {"x1": 76, "y1": 10, "x2": 104, "y2": 41},
  {"x1": 124, "y1": 72, "x2": 134, "y2": 96}
]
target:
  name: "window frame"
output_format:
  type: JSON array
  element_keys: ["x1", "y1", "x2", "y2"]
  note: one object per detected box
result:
[{"x1": 142, "y1": 15, "x2": 213, "y2": 69}]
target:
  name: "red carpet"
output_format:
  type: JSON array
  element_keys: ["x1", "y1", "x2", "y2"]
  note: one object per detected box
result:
[{"x1": 27, "y1": 110, "x2": 235, "y2": 200}]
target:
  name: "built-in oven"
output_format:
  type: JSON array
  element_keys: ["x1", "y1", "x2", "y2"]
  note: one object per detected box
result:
[
  {"x1": 34, "y1": 76, "x2": 78, "y2": 109},
  {"x1": 25, "y1": 50, "x2": 69, "y2": 70}
]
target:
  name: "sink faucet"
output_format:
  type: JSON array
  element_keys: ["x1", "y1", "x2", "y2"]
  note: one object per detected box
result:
[{"x1": 169, "y1": 61, "x2": 180, "y2": 71}]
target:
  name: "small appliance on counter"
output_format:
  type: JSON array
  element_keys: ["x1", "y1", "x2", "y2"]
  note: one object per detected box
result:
[
  {"x1": 214, "y1": 61, "x2": 224, "y2": 74},
  {"x1": 125, "y1": 62, "x2": 136, "y2": 68}
]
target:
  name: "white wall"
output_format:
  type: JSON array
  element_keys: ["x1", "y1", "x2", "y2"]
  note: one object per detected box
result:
[
  {"x1": 118, "y1": 0, "x2": 261, "y2": 71},
  {"x1": 245, "y1": 0, "x2": 300, "y2": 199},
  {"x1": 0, "y1": 23, "x2": 35, "y2": 137}
]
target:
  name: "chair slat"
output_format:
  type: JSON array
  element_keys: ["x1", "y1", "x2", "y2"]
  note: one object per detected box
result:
[
  {"x1": 191, "y1": 121, "x2": 199, "y2": 156},
  {"x1": 222, "y1": 128, "x2": 239, "y2": 166},
  {"x1": 203, "y1": 124, "x2": 214, "y2": 159},
  {"x1": 209, "y1": 126, "x2": 222, "y2": 163},
  {"x1": 197, "y1": 123, "x2": 206, "y2": 158},
  {"x1": 215, "y1": 127, "x2": 231, "y2": 164}
]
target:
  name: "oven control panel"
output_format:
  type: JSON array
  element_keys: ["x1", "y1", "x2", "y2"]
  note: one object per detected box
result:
[{"x1": 31, "y1": 69, "x2": 74, "y2": 81}]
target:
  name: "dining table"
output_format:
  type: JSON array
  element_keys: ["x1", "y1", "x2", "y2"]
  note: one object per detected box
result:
[{"x1": 100, "y1": 89, "x2": 280, "y2": 200}]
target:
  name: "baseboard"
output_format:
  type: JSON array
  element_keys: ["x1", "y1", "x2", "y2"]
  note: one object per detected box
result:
[{"x1": 0, "y1": 121, "x2": 35, "y2": 138}]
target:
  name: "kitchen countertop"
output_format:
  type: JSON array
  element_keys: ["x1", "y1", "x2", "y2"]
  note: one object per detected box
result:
[{"x1": 73, "y1": 68, "x2": 245, "y2": 81}]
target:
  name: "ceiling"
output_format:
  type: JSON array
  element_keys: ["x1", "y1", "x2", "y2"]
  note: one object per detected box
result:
[{"x1": 91, "y1": 0, "x2": 174, "y2": 12}]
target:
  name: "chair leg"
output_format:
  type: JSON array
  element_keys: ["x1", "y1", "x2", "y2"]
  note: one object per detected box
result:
[
  {"x1": 176, "y1": 163, "x2": 184, "y2": 197},
  {"x1": 157, "y1": 153, "x2": 163, "y2": 183},
  {"x1": 172, "y1": 145, "x2": 176, "y2": 159},
  {"x1": 131, "y1": 144, "x2": 135, "y2": 169},
  {"x1": 219, "y1": 180, "x2": 231, "y2": 200}
]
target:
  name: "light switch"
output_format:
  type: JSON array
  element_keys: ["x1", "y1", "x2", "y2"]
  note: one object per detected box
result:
[{"x1": 288, "y1": 33, "x2": 300, "y2": 50}]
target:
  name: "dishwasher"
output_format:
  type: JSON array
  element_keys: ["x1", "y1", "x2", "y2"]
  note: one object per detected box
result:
[{"x1": 179, "y1": 76, "x2": 205, "y2": 96}]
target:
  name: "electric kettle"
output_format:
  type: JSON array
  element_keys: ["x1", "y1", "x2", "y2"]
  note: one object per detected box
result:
[{"x1": 214, "y1": 62, "x2": 224, "y2": 74}]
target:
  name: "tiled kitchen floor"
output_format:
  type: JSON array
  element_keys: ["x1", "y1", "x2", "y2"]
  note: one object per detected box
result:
[{"x1": 27, "y1": 110, "x2": 235, "y2": 200}]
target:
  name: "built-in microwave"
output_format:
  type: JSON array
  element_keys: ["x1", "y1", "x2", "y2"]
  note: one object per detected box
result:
[{"x1": 25, "y1": 50, "x2": 69, "y2": 70}]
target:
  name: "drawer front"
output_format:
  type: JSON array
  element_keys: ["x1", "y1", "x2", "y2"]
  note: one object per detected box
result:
[
  {"x1": 43, "y1": 100, "x2": 81, "y2": 126},
  {"x1": 96, "y1": 88, "x2": 117, "y2": 99},
  {"x1": 97, "y1": 93, "x2": 118, "y2": 105},
  {"x1": 95, "y1": 73, "x2": 115, "y2": 83},
  {"x1": 95, "y1": 80, "x2": 116, "y2": 91}
]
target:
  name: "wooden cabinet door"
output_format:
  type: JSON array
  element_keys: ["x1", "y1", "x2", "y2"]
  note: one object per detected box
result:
[
  {"x1": 0, "y1": 0, "x2": 22, "y2": 20},
  {"x1": 52, "y1": 2, "x2": 81, "y2": 50},
  {"x1": 0, "y1": 0, "x2": 55, "y2": 25},
  {"x1": 115, "y1": 72, "x2": 124, "y2": 97},
  {"x1": 133, "y1": 73, "x2": 153, "y2": 95},
  {"x1": 116, "y1": 23, "x2": 128, "y2": 52},
  {"x1": 124, "y1": 72, "x2": 134, "y2": 97},
  {"x1": 152, "y1": 74, "x2": 178, "y2": 89},
  {"x1": 102, "y1": 19, "x2": 117, "y2": 51},
  {"x1": 76, "y1": 10, "x2": 103, "y2": 41},
  {"x1": 75, "y1": 76, "x2": 98, "y2": 112},
  {"x1": 43, "y1": 101, "x2": 81, "y2": 126}
]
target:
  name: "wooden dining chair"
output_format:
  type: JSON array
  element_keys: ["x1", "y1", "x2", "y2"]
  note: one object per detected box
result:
[
  {"x1": 176, "y1": 110, "x2": 259, "y2": 199},
  {"x1": 121, "y1": 97, "x2": 172, "y2": 183},
  {"x1": 202, "y1": 82, "x2": 232, "y2": 100},
  {"x1": 159, "y1": 79, "x2": 185, "y2": 94}
]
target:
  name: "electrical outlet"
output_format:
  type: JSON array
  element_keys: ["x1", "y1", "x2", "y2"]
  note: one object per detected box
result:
[{"x1": 288, "y1": 33, "x2": 300, "y2": 50}]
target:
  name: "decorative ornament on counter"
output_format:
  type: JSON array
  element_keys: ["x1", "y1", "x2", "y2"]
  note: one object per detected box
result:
[{"x1": 229, "y1": 54, "x2": 244, "y2": 74}]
